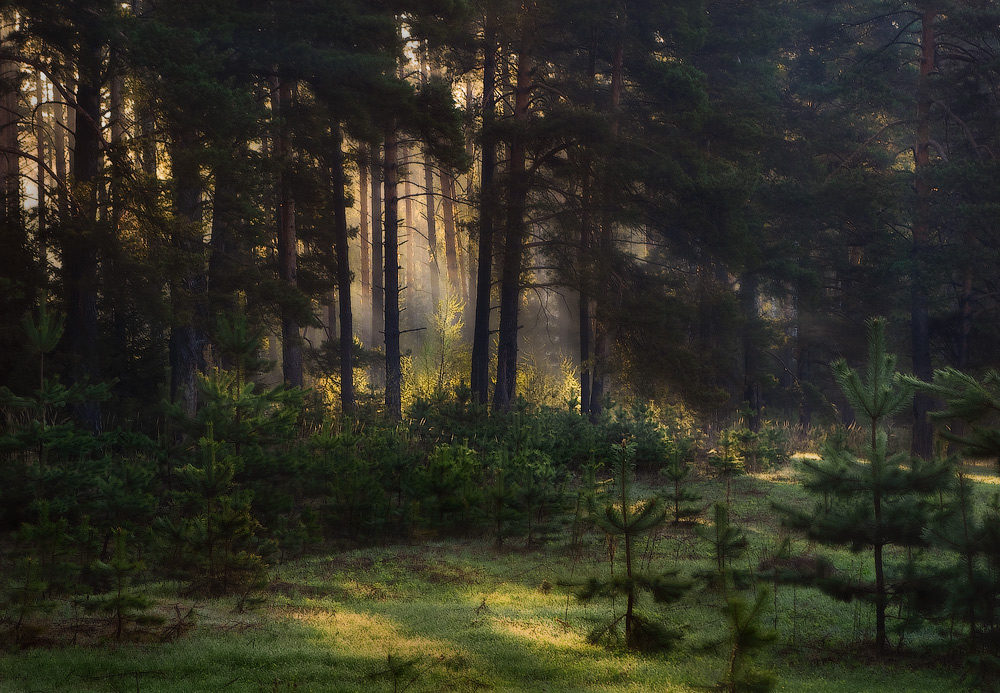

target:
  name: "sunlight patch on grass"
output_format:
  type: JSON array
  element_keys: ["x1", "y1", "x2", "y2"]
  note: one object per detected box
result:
[
  {"x1": 966, "y1": 472, "x2": 1000, "y2": 485},
  {"x1": 289, "y1": 608, "x2": 453, "y2": 660},
  {"x1": 963, "y1": 458, "x2": 1000, "y2": 485},
  {"x1": 492, "y1": 615, "x2": 591, "y2": 651}
]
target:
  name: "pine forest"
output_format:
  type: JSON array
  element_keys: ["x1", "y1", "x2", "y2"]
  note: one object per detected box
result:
[{"x1": 2, "y1": 1, "x2": 1000, "y2": 691}]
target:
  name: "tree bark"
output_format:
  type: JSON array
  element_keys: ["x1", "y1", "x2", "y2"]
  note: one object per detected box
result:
[
  {"x1": 384, "y1": 126, "x2": 402, "y2": 420},
  {"x1": 371, "y1": 144, "x2": 384, "y2": 352},
  {"x1": 441, "y1": 170, "x2": 460, "y2": 297},
  {"x1": 471, "y1": 18, "x2": 498, "y2": 404},
  {"x1": 741, "y1": 272, "x2": 762, "y2": 432},
  {"x1": 910, "y1": 5, "x2": 936, "y2": 459},
  {"x1": 169, "y1": 140, "x2": 207, "y2": 419},
  {"x1": 358, "y1": 144, "x2": 371, "y2": 343},
  {"x1": 403, "y1": 145, "x2": 415, "y2": 308},
  {"x1": 331, "y1": 127, "x2": 355, "y2": 414},
  {"x1": 274, "y1": 77, "x2": 302, "y2": 387},
  {"x1": 493, "y1": 43, "x2": 533, "y2": 412},
  {"x1": 423, "y1": 148, "x2": 440, "y2": 310},
  {"x1": 590, "y1": 27, "x2": 624, "y2": 420},
  {"x1": 35, "y1": 73, "x2": 46, "y2": 273},
  {"x1": 66, "y1": 40, "x2": 103, "y2": 431}
]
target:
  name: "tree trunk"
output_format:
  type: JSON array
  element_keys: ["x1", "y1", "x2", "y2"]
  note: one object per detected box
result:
[
  {"x1": 274, "y1": 77, "x2": 302, "y2": 387},
  {"x1": 66, "y1": 41, "x2": 103, "y2": 431},
  {"x1": 579, "y1": 33, "x2": 597, "y2": 417},
  {"x1": 493, "y1": 43, "x2": 533, "y2": 412},
  {"x1": 741, "y1": 272, "x2": 762, "y2": 432},
  {"x1": 403, "y1": 145, "x2": 416, "y2": 308},
  {"x1": 371, "y1": 144, "x2": 384, "y2": 353},
  {"x1": 384, "y1": 126, "x2": 402, "y2": 420},
  {"x1": 35, "y1": 73, "x2": 46, "y2": 275},
  {"x1": 169, "y1": 141, "x2": 207, "y2": 419},
  {"x1": 910, "y1": 6, "x2": 936, "y2": 459},
  {"x1": 423, "y1": 149, "x2": 440, "y2": 310},
  {"x1": 0, "y1": 16, "x2": 19, "y2": 225},
  {"x1": 471, "y1": 18, "x2": 498, "y2": 404},
  {"x1": 209, "y1": 156, "x2": 241, "y2": 369},
  {"x1": 331, "y1": 127, "x2": 355, "y2": 414},
  {"x1": 590, "y1": 30, "x2": 624, "y2": 420},
  {"x1": 358, "y1": 145, "x2": 371, "y2": 343},
  {"x1": 441, "y1": 170, "x2": 460, "y2": 297}
]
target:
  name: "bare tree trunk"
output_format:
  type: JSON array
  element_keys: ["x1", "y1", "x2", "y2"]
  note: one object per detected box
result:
[
  {"x1": 273, "y1": 77, "x2": 302, "y2": 387},
  {"x1": 423, "y1": 149, "x2": 440, "y2": 310},
  {"x1": 493, "y1": 43, "x2": 532, "y2": 412},
  {"x1": 371, "y1": 144, "x2": 384, "y2": 353},
  {"x1": 169, "y1": 139, "x2": 207, "y2": 419},
  {"x1": 331, "y1": 127, "x2": 355, "y2": 414},
  {"x1": 0, "y1": 16, "x2": 19, "y2": 225},
  {"x1": 384, "y1": 126, "x2": 402, "y2": 419},
  {"x1": 34, "y1": 72, "x2": 47, "y2": 276},
  {"x1": 209, "y1": 156, "x2": 241, "y2": 369},
  {"x1": 590, "y1": 28, "x2": 624, "y2": 420},
  {"x1": 66, "y1": 41, "x2": 103, "y2": 431},
  {"x1": 741, "y1": 272, "x2": 761, "y2": 432},
  {"x1": 471, "y1": 18, "x2": 498, "y2": 404},
  {"x1": 910, "y1": 6, "x2": 936, "y2": 459},
  {"x1": 441, "y1": 170, "x2": 460, "y2": 297},
  {"x1": 358, "y1": 145, "x2": 371, "y2": 343},
  {"x1": 403, "y1": 145, "x2": 415, "y2": 308}
]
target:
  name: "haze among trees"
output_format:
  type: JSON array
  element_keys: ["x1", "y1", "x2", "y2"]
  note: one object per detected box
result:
[{"x1": 3, "y1": 0, "x2": 1000, "y2": 689}]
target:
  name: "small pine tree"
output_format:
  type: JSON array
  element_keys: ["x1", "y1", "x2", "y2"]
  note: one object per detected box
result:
[
  {"x1": 163, "y1": 424, "x2": 271, "y2": 595},
  {"x1": 575, "y1": 440, "x2": 690, "y2": 651},
  {"x1": 84, "y1": 528, "x2": 162, "y2": 641},
  {"x1": 660, "y1": 437, "x2": 703, "y2": 524},
  {"x1": 719, "y1": 590, "x2": 778, "y2": 693},
  {"x1": 697, "y1": 503, "x2": 751, "y2": 591},
  {"x1": 777, "y1": 318, "x2": 953, "y2": 653},
  {"x1": 905, "y1": 366, "x2": 1000, "y2": 462}
]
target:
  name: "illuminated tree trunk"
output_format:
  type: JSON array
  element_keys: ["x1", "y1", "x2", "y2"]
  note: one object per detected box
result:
[
  {"x1": 331, "y1": 127, "x2": 355, "y2": 414},
  {"x1": 371, "y1": 144, "x2": 384, "y2": 351},
  {"x1": 471, "y1": 18, "x2": 498, "y2": 404},
  {"x1": 358, "y1": 145, "x2": 371, "y2": 343},
  {"x1": 441, "y1": 170, "x2": 460, "y2": 297},
  {"x1": 423, "y1": 148, "x2": 440, "y2": 309}
]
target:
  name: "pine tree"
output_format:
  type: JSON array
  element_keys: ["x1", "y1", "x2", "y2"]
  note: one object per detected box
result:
[
  {"x1": 574, "y1": 440, "x2": 690, "y2": 651},
  {"x1": 778, "y1": 318, "x2": 953, "y2": 653}
]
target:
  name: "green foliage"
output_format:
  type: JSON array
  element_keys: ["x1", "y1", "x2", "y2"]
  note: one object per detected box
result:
[
  {"x1": 574, "y1": 441, "x2": 690, "y2": 651},
  {"x1": 418, "y1": 442, "x2": 482, "y2": 530},
  {"x1": 159, "y1": 424, "x2": 271, "y2": 595},
  {"x1": 0, "y1": 556, "x2": 51, "y2": 646},
  {"x1": 483, "y1": 447, "x2": 565, "y2": 548},
  {"x1": 718, "y1": 590, "x2": 777, "y2": 693},
  {"x1": 777, "y1": 318, "x2": 953, "y2": 652},
  {"x1": 697, "y1": 503, "x2": 751, "y2": 591},
  {"x1": 660, "y1": 435, "x2": 704, "y2": 524},
  {"x1": 83, "y1": 528, "x2": 162, "y2": 641},
  {"x1": 908, "y1": 367, "x2": 1000, "y2": 462},
  {"x1": 402, "y1": 297, "x2": 470, "y2": 407}
]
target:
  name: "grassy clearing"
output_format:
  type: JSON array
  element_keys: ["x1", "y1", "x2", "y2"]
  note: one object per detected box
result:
[{"x1": 0, "y1": 458, "x2": 983, "y2": 692}]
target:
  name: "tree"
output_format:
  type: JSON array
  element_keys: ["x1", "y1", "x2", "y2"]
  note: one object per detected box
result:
[
  {"x1": 575, "y1": 440, "x2": 690, "y2": 651},
  {"x1": 778, "y1": 318, "x2": 953, "y2": 652}
]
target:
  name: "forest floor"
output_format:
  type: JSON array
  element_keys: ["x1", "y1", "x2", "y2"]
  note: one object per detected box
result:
[{"x1": 0, "y1": 455, "x2": 983, "y2": 692}]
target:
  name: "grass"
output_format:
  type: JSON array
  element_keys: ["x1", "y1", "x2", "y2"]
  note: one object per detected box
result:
[{"x1": 0, "y1": 457, "x2": 987, "y2": 692}]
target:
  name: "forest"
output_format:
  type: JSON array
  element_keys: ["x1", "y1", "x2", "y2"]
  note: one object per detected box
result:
[{"x1": 2, "y1": 0, "x2": 1000, "y2": 691}]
